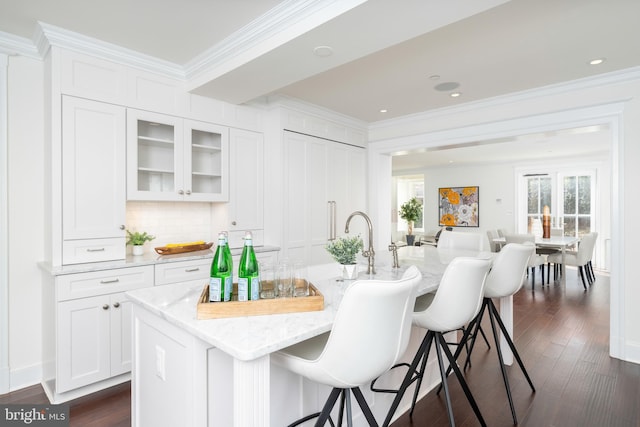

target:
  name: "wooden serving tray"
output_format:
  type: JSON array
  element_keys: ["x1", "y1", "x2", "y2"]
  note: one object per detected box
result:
[
  {"x1": 197, "y1": 281, "x2": 324, "y2": 319},
  {"x1": 155, "y1": 242, "x2": 213, "y2": 255}
]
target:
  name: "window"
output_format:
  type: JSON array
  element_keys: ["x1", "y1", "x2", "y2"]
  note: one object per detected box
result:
[{"x1": 522, "y1": 170, "x2": 595, "y2": 237}]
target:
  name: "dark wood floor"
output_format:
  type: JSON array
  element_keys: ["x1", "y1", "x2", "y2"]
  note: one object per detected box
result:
[{"x1": 1, "y1": 268, "x2": 638, "y2": 426}]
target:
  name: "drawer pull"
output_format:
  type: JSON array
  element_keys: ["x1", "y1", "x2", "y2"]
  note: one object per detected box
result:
[
  {"x1": 113, "y1": 302, "x2": 120, "y2": 308},
  {"x1": 100, "y1": 278, "x2": 120, "y2": 284},
  {"x1": 87, "y1": 248, "x2": 106, "y2": 252},
  {"x1": 185, "y1": 267, "x2": 200, "y2": 272},
  {"x1": 102, "y1": 304, "x2": 109, "y2": 310}
]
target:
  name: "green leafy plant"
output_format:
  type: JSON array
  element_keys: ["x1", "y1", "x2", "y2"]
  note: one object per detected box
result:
[
  {"x1": 325, "y1": 235, "x2": 364, "y2": 265},
  {"x1": 399, "y1": 197, "x2": 423, "y2": 236},
  {"x1": 126, "y1": 230, "x2": 155, "y2": 246}
]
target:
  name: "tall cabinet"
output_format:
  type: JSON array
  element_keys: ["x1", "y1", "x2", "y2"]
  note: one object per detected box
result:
[
  {"x1": 283, "y1": 131, "x2": 367, "y2": 265},
  {"x1": 61, "y1": 96, "x2": 126, "y2": 265},
  {"x1": 228, "y1": 128, "x2": 264, "y2": 247}
]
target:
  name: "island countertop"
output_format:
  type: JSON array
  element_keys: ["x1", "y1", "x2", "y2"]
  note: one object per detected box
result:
[{"x1": 124, "y1": 247, "x2": 473, "y2": 361}]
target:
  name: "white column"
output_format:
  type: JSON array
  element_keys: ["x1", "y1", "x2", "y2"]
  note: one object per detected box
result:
[
  {"x1": 233, "y1": 356, "x2": 270, "y2": 426},
  {"x1": 0, "y1": 52, "x2": 9, "y2": 394}
]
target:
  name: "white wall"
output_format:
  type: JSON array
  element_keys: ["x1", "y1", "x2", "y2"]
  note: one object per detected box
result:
[
  {"x1": 7, "y1": 55, "x2": 45, "y2": 389},
  {"x1": 369, "y1": 68, "x2": 640, "y2": 364}
]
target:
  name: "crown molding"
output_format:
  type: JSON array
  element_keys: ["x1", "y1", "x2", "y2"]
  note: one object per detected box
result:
[
  {"x1": 369, "y1": 66, "x2": 640, "y2": 134},
  {"x1": 266, "y1": 94, "x2": 369, "y2": 130},
  {"x1": 37, "y1": 22, "x2": 185, "y2": 79},
  {"x1": 0, "y1": 30, "x2": 39, "y2": 59},
  {"x1": 184, "y1": 0, "x2": 366, "y2": 86}
]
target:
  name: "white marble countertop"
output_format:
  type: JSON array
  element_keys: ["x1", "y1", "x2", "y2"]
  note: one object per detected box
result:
[
  {"x1": 125, "y1": 246, "x2": 486, "y2": 361},
  {"x1": 39, "y1": 245, "x2": 281, "y2": 276}
]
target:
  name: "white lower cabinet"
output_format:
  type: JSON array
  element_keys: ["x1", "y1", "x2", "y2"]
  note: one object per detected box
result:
[{"x1": 53, "y1": 266, "x2": 153, "y2": 395}]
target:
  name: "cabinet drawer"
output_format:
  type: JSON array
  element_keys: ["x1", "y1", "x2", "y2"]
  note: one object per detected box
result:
[
  {"x1": 57, "y1": 266, "x2": 153, "y2": 301},
  {"x1": 62, "y1": 238, "x2": 126, "y2": 265},
  {"x1": 154, "y1": 259, "x2": 211, "y2": 286}
]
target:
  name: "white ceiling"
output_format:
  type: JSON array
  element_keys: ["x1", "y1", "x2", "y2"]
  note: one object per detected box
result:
[{"x1": 1, "y1": 0, "x2": 636, "y2": 166}]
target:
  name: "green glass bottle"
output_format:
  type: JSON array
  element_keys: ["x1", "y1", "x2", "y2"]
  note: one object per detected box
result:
[
  {"x1": 222, "y1": 231, "x2": 233, "y2": 300},
  {"x1": 238, "y1": 231, "x2": 259, "y2": 301},
  {"x1": 209, "y1": 232, "x2": 232, "y2": 302}
]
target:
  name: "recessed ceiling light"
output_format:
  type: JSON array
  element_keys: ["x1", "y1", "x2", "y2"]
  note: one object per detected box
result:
[
  {"x1": 589, "y1": 57, "x2": 605, "y2": 65},
  {"x1": 379, "y1": 109, "x2": 388, "y2": 113},
  {"x1": 434, "y1": 82, "x2": 460, "y2": 92},
  {"x1": 450, "y1": 92, "x2": 461, "y2": 98},
  {"x1": 313, "y1": 46, "x2": 333, "y2": 57}
]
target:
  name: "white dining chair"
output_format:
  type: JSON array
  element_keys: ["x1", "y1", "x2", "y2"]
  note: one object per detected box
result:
[
  {"x1": 380, "y1": 257, "x2": 492, "y2": 427},
  {"x1": 271, "y1": 266, "x2": 422, "y2": 426},
  {"x1": 437, "y1": 229, "x2": 485, "y2": 251},
  {"x1": 548, "y1": 232, "x2": 598, "y2": 289},
  {"x1": 486, "y1": 229, "x2": 501, "y2": 252}
]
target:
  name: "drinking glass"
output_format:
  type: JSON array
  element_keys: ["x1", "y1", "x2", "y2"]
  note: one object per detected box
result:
[
  {"x1": 259, "y1": 262, "x2": 276, "y2": 299},
  {"x1": 276, "y1": 262, "x2": 293, "y2": 298},
  {"x1": 293, "y1": 262, "x2": 308, "y2": 297}
]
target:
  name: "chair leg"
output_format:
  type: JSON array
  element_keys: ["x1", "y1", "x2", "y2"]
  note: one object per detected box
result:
[
  {"x1": 488, "y1": 300, "x2": 536, "y2": 392},
  {"x1": 381, "y1": 330, "x2": 434, "y2": 427},
  {"x1": 435, "y1": 333, "x2": 487, "y2": 427},
  {"x1": 352, "y1": 387, "x2": 379, "y2": 427},
  {"x1": 315, "y1": 388, "x2": 342, "y2": 426},
  {"x1": 486, "y1": 299, "x2": 536, "y2": 425},
  {"x1": 578, "y1": 266, "x2": 588, "y2": 290}
]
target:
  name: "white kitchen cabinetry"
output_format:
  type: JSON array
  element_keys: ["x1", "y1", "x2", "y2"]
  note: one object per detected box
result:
[
  {"x1": 154, "y1": 259, "x2": 211, "y2": 287},
  {"x1": 283, "y1": 131, "x2": 367, "y2": 265},
  {"x1": 50, "y1": 266, "x2": 153, "y2": 397},
  {"x1": 127, "y1": 109, "x2": 229, "y2": 202},
  {"x1": 61, "y1": 96, "x2": 126, "y2": 264},
  {"x1": 228, "y1": 129, "x2": 264, "y2": 247}
]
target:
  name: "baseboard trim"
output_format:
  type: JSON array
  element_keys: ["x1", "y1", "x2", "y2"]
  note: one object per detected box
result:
[{"x1": 9, "y1": 363, "x2": 42, "y2": 392}]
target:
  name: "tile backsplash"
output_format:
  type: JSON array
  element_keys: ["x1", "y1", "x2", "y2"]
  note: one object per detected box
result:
[{"x1": 126, "y1": 201, "x2": 228, "y2": 248}]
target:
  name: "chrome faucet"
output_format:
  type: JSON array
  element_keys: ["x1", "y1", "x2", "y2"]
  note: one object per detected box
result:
[
  {"x1": 388, "y1": 242, "x2": 400, "y2": 269},
  {"x1": 345, "y1": 211, "x2": 375, "y2": 275}
]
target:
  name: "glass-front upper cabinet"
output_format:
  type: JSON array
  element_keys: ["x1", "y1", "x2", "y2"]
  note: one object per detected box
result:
[{"x1": 127, "y1": 109, "x2": 228, "y2": 202}]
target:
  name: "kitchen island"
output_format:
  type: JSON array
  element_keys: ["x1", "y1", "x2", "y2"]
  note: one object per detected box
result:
[{"x1": 126, "y1": 246, "x2": 512, "y2": 426}]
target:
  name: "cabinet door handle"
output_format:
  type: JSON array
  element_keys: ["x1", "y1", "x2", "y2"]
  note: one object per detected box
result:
[
  {"x1": 100, "y1": 278, "x2": 120, "y2": 284},
  {"x1": 87, "y1": 248, "x2": 105, "y2": 252},
  {"x1": 113, "y1": 302, "x2": 120, "y2": 308},
  {"x1": 231, "y1": 221, "x2": 237, "y2": 226},
  {"x1": 328, "y1": 201, "x2": 336, "y2": 241},
  {"x1": 178, "y1": 189, "x2": 184, "y2": 195},
  {"x1": 185, "y1": 267, "x2": 200, "y2": 272},
  {"x1": 185, "y1": 189, "x2": 192, "y2": 195},
  {"x1": 119, "y1": 225, "x2": 125, "y2": 230},
  {"x1": 102, "y1": 304, "x2": 109, "y2": 310}
]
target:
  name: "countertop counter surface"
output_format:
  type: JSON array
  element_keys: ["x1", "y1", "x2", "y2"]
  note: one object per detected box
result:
[
  {"x1": 39, "y1": 245, "x2": 281, "y2": 276},
  {"x1": 125, "y1": 246, "x2": 488, "y2": 361}
]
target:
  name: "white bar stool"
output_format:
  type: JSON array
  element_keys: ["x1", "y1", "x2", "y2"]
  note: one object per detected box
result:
[
  {"x1": 461, "y1": 243, "x2": 537, "y2": 424},
  {"x1": 379, "y1": 257, "x2": 492, "y2": 427},
  {"x1": 271, "y1": 266, "x2": 422, "y2": 426}
]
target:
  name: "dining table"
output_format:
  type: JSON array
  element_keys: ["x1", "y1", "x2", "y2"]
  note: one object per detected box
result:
[
  {"x1": 493, "y1": 235, "x2": 579, "y2": 285},
  {"x1": 125, "y1": 245, "x2": 511, "y2": 426}
]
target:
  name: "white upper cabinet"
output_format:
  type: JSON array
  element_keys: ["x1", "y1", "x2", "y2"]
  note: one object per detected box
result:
[
  {"x1": 127, "y1": 109, "x2": 229, "y2": 202},
  {"x1": 228, "y1": 129, "x2": 264, "y2": 238},
  {"x1": 61, "y1": 96, "x2": 126, "y2": 264}
]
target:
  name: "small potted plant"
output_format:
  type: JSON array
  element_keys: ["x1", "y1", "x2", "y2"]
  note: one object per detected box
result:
[
  {"x1": 126, "y1": 230, "x2": 155, "y2": 256},
  {"x1": 325, "y1": 235, "x2": 364, "y2": 279},
  {"x1": 399, "y1": 197, "x2": 423, "y2": 246}
]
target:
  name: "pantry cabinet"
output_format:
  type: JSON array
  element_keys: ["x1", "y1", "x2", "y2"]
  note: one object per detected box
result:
[
  {"x1": 283, "y1": 131, "x2": 367, "y2": 265},
  {"x1": 61, "y1": 96, "x2": 126, "y2": 264},
  {"x1": 127, "y1": 109, "x2": 229, "y2": 202}
]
